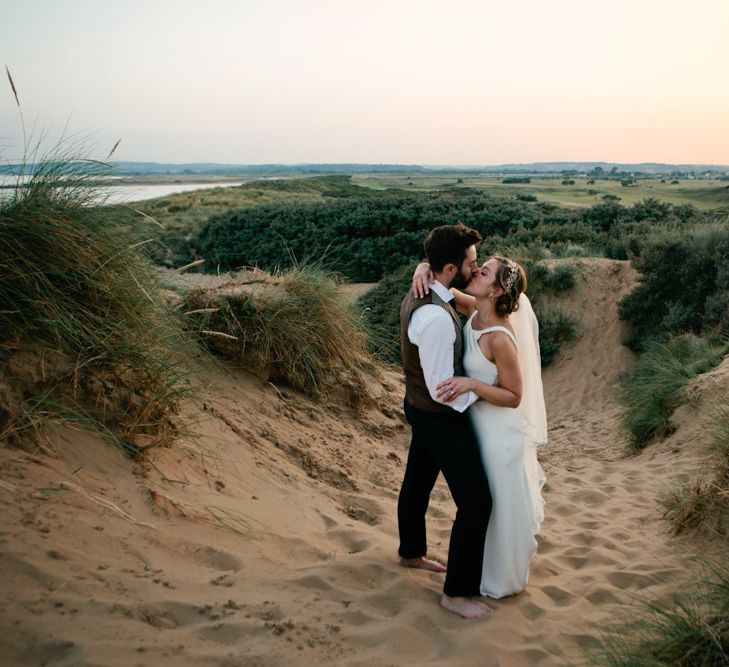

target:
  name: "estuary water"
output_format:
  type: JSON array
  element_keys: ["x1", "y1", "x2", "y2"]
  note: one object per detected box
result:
[{"x1": 0, "y1": 176, "x2": 244, "y2": 204}]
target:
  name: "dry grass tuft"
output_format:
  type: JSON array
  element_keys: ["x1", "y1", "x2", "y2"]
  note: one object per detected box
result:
[
  {"x1": 661, "y1": 404, "x2": 729, "y2": 540},
  {"x1": 181, "y1": 266, "x2": 375, "y2": 409}
]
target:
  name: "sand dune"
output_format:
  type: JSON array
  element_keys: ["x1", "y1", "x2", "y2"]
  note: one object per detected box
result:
[{"x1": 0, "y1": 258, "x2": 720, "y2": 666}]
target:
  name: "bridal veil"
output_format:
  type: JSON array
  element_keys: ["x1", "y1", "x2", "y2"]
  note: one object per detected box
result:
[{"x1": 510, "y1": 293, "x2": 547, "y2": 530}]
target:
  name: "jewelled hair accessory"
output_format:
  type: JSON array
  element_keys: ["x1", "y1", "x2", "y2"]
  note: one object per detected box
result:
[{"x1": 502, "y1": 260, "x2": 520, "y2": 293}]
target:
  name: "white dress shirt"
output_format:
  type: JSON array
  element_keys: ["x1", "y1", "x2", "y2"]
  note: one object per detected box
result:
[{"x1": 407, "y1": 281, "x2": 478, "y2": 413}]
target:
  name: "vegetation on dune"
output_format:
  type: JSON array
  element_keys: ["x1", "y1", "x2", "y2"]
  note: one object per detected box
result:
[
  {"x1": 603, "y1": 199, "x2": 729, "y2": 667},
  {"x1": 617, "y1": 221, "x2": 729, "y2": 450},
  {"x1": 180, "y1": 266, "x2": 374, "y2": 408},
  {"x1": 0, "y1": 154, "x2": 189, "y2": 454},
  {"x1": 619, "y1": 335, "x2": 725, "y2": 450},
  {"x1": 662, "y1": 402, "x2": 729, "y2": 540}
]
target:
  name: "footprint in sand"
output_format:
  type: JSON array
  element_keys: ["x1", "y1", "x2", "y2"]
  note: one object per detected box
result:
[
  {"x1": 291, "y1": 574, "x2": 336, "y2": 592},
  {"x1": 606, "y1": 570, "x2": 656, "y2": 591},
  {"x1": 325, "y1": 528, "x2": 371, "y2": 554},
  {"x1": 585, "y1": 587, "x2": 625, "y2": 605},
  {"x1": 518, "y1": 601, "x2": 546, "y2": 621},
  {"x1": 573, "y1": 489, "x2": 611, "y2": 505},
  {"x1": 186, "y1": 544, "x2": 242, "y2": 572},
  {"x1": 19, "y1": 640, "x2": 78, "y2": 665},
  {"x1": 197, "y1": 621, "x2": 260, "y2": 645},
  {"x1": 540, "y1": 585, "x2": 576, "y2": 606}
]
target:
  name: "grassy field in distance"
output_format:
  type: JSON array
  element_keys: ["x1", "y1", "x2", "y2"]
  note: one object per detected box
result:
[{"x1": 352, "y1": 174, "x2": 729, "y2": 210}]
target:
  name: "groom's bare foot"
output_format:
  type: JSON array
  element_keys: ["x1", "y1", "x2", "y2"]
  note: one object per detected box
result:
[
  {"x1": 439, "y1": 594, "x2": 493, "y2": 619},
  {"x1": 399, "y1": 556, "x2": 447, "y2": 573}
]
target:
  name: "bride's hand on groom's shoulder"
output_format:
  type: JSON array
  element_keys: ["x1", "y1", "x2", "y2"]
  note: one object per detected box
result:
[
  {"x1": 412, "y1": 262, "x2": 432, "y2": 298},
  {"x1": 436, "y1": 376, "x2": 472, "y2": 401}
]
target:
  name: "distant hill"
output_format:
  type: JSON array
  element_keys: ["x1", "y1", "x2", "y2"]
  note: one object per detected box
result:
[
  {"x1": 485, "y1": 161, "x2": 729, "y2": 175},
  {"x1": 1, "y1": 161, "x2": 727, "y2": 177}
]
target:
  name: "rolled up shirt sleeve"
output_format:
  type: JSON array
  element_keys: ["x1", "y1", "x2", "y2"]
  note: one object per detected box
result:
[{"x1": 409, "y1": 306, "x2": 478, "y2": 413}]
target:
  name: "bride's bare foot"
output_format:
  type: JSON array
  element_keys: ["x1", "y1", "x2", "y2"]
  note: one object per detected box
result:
[
  {"x1": 399, "y1": 556, "x2": 447, "y2": 573},
  {"x1": 439, "y1": 594, "x2": 494, "y2": 619}
]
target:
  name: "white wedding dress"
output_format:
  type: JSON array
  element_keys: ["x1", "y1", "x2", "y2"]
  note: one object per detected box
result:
[{"x1": 463, "y1": 296, "x2": 547, "y2": 599}]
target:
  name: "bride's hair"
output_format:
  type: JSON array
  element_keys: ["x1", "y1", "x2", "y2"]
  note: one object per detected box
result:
[{"x1": 493, "y1": 256, "x2": 527, "y2": 317}]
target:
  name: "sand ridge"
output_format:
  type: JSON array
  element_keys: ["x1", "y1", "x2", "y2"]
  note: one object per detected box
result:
[{"x1": 0, "y1": 258, "x2": 719, "y2": 666}]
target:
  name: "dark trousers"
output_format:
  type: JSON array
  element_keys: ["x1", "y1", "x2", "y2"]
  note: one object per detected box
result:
[{"x1": 398, "y1": 400, "x2": 492, "y2": 597}]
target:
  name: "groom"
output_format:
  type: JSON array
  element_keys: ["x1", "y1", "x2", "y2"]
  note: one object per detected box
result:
[{"x1": 397, "y1": 223, "x2": 493, "y2": 619}]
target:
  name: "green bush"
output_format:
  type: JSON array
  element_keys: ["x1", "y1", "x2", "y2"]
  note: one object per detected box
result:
[
  {"x1": 619, "y1": 223, "x2": 729, "y2": 351},
  {"x1": 164, "y1": 183, "x2": 707, "y2": 284},
  {"x1": 536, "y1": 305, "x2": 580, "y2": 366},
  {"x1": 192, "y1": 192, "x2": 577, "y2": 282}
]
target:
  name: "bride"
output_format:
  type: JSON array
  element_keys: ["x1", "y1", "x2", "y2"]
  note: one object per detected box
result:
[{"x1": 414, "y1": 256, "x2": 547, "y2": 598}]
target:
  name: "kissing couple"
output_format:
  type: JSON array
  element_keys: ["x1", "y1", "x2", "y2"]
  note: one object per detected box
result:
[{"x1": 397, "y1": 223, "x2": 547, "y2": 619}]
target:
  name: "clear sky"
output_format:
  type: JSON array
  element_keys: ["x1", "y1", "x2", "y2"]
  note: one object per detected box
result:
[{"x1": 2, "y1": 0, "x2": 728, "y2": 165}]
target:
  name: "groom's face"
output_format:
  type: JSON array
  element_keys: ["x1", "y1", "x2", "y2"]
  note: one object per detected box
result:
[{"x1": 449, "y1": 244, "x2": 478, "y2": 290}]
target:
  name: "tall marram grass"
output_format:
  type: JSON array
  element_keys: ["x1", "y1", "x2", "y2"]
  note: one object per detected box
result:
[
  {"x1": 620, "y1": 335, "x2": 724, "y2": 450},
  {"x1": 0, "y1": 150, "x2": 189, "y2": 453},
  {"x1": 661, "y1": 404, "x2": 729, "y2": 539},
  {"x1": 592, "y1": 560, "x2": 729, "y2": 666},
  {"x1": 181, "y1": 266, "x2": 374, "y2": 407}
]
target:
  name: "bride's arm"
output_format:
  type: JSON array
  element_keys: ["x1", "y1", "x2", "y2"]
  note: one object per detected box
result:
[
  {"x1": 412, "y1": 262, "x2": 432, "y2": 298},
  {"x1": 411, "y1": 262, "x2": 477, "y2": 316},
  {"x1": 435, "y1": 336, "x2": 522, "y2": 408},
  {"x1": 451, "y1": 287, "x2": 477, "y2": 317}
]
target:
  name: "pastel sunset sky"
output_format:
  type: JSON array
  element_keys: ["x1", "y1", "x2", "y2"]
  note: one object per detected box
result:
[{"x1": 2, "y1": 0, "x2": 728, "y2": 165}]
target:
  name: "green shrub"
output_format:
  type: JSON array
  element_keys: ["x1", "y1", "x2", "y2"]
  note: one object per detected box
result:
[
  {"x1": 192, "y1": 192, "x2": 576, "y2": 282},
  {"x1": 165, "y1": 184, "x2": 707, "y2": 284},
  {"x1": 536, "y1": 305, "x2": 580, "y2": 366},
  {"x1": 619, "y1": 223, "x2": 729, "y2": 351},
  {"x1": 545, "y1": 264, "x2": 577, "y2": 291}
]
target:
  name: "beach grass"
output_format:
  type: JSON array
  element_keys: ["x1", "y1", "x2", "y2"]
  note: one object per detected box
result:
[
  {"x1": 0, "y1": 145, "x2": 190, "y2": 453},
  {"x1": 593, "y1": 559, "x2": 729, "y2": 666},
  {"x1": 180, "y1": 265, "x2": 374, "y2": 407},
  {"x1": 661, "y1": 403, "x2": 729, "y2": 539},
  {"x1": 620, "y1": 335, "x2": 724, "y2": 450}
]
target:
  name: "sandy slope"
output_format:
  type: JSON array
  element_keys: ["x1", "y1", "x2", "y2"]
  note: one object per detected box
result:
[{"x1": 0, "y1": 258, "x2": 720, "y2": 666}]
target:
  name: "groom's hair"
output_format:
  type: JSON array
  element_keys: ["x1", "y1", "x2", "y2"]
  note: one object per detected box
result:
[{"x1": 424, "y1": 223, "x2": 482, "y2": 272}]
